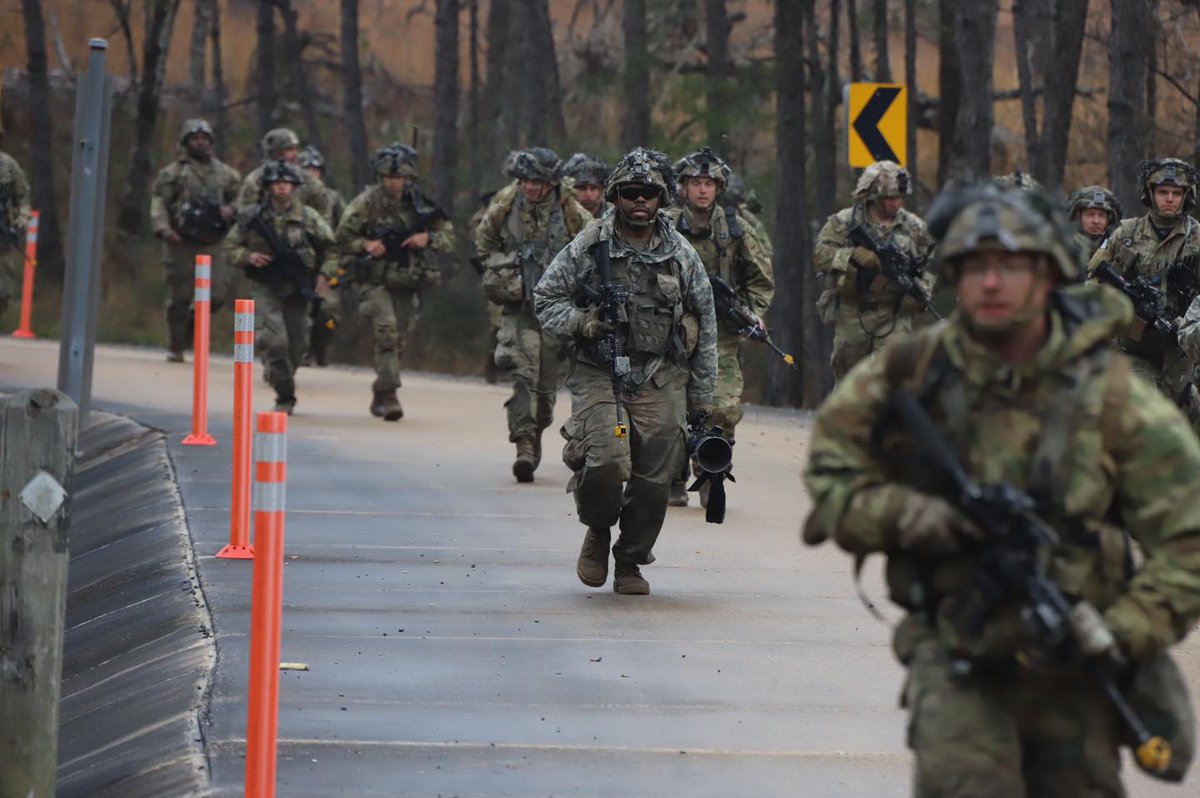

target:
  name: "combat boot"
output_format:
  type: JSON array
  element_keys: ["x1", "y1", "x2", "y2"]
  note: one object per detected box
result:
[
  {"x1": 274, "y1": 396, "x2": 296, "y2": 416},
  {"x1": 370, "y1": 390, "x2": 403, "y2": 421},
  {"x1": 613, "y1": 561, "x2": 650, "y2": 595},
  {"x1": 668, "y1": 481, "x2": 689, "y2": 507},
  {"x1": 532, "y1": 431, "x2": 543, "y2": 470},
  {"x1": 576, "y1": 527, "x2": 611, "y2": 587},
  {"x1": 166, "y1": 350, "x2": 184, "y2": 363},
  {"x1": 513, "y1": 438, "x2": 536, "y2": 483}
]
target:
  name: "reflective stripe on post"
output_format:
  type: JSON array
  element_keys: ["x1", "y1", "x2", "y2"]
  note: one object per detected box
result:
[
  {"x1": 218, "y1": 299, "x2": 255, "y2": 560},
  {"x1": 182, "y1": 255, "x2": 216, "y2": 446},
  {"x1": 12, "y1": 210, "x2": 39, "y2": 339},
  {"x1": 245, "y1": 411, "x2": 287, "y2": 798}
]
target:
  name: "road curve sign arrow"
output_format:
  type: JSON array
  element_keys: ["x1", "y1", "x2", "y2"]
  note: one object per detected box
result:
[{"x1": 848, "y1": 83, "x2": 907, "y2": 168}]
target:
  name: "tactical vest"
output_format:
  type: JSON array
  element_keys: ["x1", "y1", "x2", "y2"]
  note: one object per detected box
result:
[
  {"x1": 358, "y1": 186, "x2": 430, "y2": 289},
  {"x1": 249, "y1": 206, "x2": 319, "y2": 272},
  {"x1": 1108, "y1": 218, "x2": 1200, "y2": 359},
  {"x1": 675, "y1": 205, "x2": 742, "y2": 285},
  {"x1": 502, "y1": 191, "x2": 573, "y2": 273}
]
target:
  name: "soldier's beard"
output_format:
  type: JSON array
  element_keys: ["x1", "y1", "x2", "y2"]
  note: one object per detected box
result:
[
  {"x1": 618, "y1": 204, "x2": 655, "y2": 230},
  {"x1": 963, "y1": 279, "x2": 1045, "y2": 338}
]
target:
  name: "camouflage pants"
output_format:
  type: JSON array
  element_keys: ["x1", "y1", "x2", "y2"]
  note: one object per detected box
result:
[
  {"x1": 831, "y1": 302, "x2": 917, "y2": 382},
  {"x1": 560, "y1": 361, "x2": 688, "y2": 565},
  {"x1": 1127, "y1": 350, "x2": 1200, "y2": 436},
  {"x1": 0, "y1": 246, "x2": 19, "y2": 320},
  {"x1": 251, "y1": 283, "x2": 309, "y2": 400},
  {"x1": 495, "y1": 305, "x2": 571, "y2": 443},
  {"x1": 163, "y1": 240, "x2": 233, "y2": 353},
  {"x1": 358, "y1": 284, "x2": 418, "y2": 393},
  {"x1": 905, "y1": 639, "x2": 1123, "y2": 798},
  {"x1": 711, "y1": 329, "x2": 745, "y2": 438}
]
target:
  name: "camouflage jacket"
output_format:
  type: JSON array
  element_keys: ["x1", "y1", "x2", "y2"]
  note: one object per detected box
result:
[
  {"x1": 224, "y1": 199, "x2": 338, "y2": 284},
  {"x1": 335, "y1": 184, "x2": 455, "y2": 291},
  {"x1": 1074, "y1": 229, "x2": 1106, "y2": 266},
  {"x1": 803, "y1": 283, "x2": 1200, "y2": 663},
  {"x1": 668, "y1": 204, "x2": 775, "y2": 321},
  {"x1": 0, "y1": 150, "x2": 32, "y2": 251},
  {"x1": 814, "y1": 205, "x2": 936, "y2": 310},
  {"x1": 236, "y1": 163, "x2": 334, "y2": 224},
  {"x1": 475, "y1": 183, "x2": 591, "y2": 267},
  {"x1": 535, "y1": 208, "x2": 718, "y2": 409},
  {"x1": 149, "y1": 154, "x2": 241, "y2": 242}
]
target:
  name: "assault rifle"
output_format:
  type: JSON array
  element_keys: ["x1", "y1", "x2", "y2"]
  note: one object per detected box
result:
[
  {"x1": 1094, "y1": 261, "x2": 1176, "y2": 341},
  {"x1": 847, "y1": 223, "x2": 940, "y2": 319},
  {"x1": 346, "y1": 190, "x2": 448, "y2": 280},
  {"x1": 245, "y1": 207, "x2": 316, "y2": 299},
  {"x1": 178, "y1": 199, "x2": 230, "y2": 244},
  {"x1": 709, "y1": 275, "x2": 795, "y2": 367},
  {"x1": 582, "y1": 240, "x2": 632, "y2": 439},
  {"x1": 686, "y1": 415, "x2": 735, "y2": 524},
  {"x1": 885, "y1": 389, "x2": 1172, "y2": 777}
]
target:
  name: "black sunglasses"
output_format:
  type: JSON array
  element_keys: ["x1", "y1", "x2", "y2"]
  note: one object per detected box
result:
[{"x1": 618, "y1": 185, "x2": 661, "y2": 201}]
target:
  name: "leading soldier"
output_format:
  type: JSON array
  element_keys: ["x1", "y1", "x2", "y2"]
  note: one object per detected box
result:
[
  {"x1": 667, "y1": 148, "x2": 774, "y2": 507},
  {"x1": 814, "y1": 161, "x2": 936, "y2": 382},
  {"x1": 1087, "y1": 158, "x2": 1200, "y2": 431},
  {"x1": 336, "y1": 145, "x2": 455, "y2": 420},
  {"x1": 804, "y1": 184, "x2": 1200, "y2": 796},
  {"x1": 0, "y1": 131, "x2": 31, "y2": 324},
  {"x1": 476, "y1": 147, "x2": 592, "y2": 482},
  {"x1": 225, "y1": 161, "x2": 338, "y2": 414},
  {"x1": 535, "y1": 147, "x2": 717, "y2": 595},
  {"x1": 1066, "y1": 185, "x2": 1120, "y2": 263},
  {"x1": 150, "y1": 118, "x2": 241, "y2": 362}
]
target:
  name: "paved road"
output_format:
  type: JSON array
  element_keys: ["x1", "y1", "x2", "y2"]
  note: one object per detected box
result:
[{"x1": 2, "y1": 336, "x2": 1195, "y2": 797}]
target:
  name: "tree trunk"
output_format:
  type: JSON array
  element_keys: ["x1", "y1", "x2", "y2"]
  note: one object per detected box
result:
[
  {"x1": 117, "y1": 0, "x2": 182, "y2": 237},
  {"x1": 622, "y1": 0, "x2": 650, "y2": 149},
  {"x1": 936, "y1": 0, "x2": 960, "y2": 186},
  {"x1": 1013, "y1": 0, "x2": 1043, "y2": 173},
  {"x1": 256, "y1": 0, "x2": 276, "y2": 138},
  {"x1": 485, "y1": 0, "x2": 512, "y2": 162},
  {"x1": 807, "y1": 0, "x2": 838, "y2": 398},
  {"x1": 341, "y1": 0, "x2": 371, "y2": 192},
  {"x1": 1145, "y1": 0, "x2": 1159, "y2": 157},
  {"x1": 208, "y1": 0, "x2": 228, "y2": 155},
  {"x1": 765, "y1": 0, "x2": 810, "y2": 406},
  {"x1": 279, "y1": 0, "x2": 325, "y2": 154},
  {"x1": 1108, "y1": 0, "x2": 1152, "y2": 213},
  {"x1": 904, "y1": 0, "x2": 917, "y2": 177},
  {"x1": 532, "y1": 0, "x2": 566, "y2": 143},
  {"x1": 19, "y1": 0, "x2": 64, "y2": 281},
  {"x1": 847, "y1": 0, "x2": 864, "y2": 81},
  {"x1": 519, "y1": 0, "x2": 544, "y2": 144},
  {"x1": 468, "y1": 0, "x2": 481, "y2": 194},
  {"x1": 949, "y1": 0, "x2": 997, "y2": 180},
  {"x1": 873, "y1": 0, "x2": 891, "y2": 81},
  {"x1": 704, "y1": 0, "x2": 731, "y2": 146},
  {"x1": 434, "y1": 0, "x2": 459, "y2": 214},
  {"x1": 188, "y1": 0, "x2": 210, "y2": 111}
]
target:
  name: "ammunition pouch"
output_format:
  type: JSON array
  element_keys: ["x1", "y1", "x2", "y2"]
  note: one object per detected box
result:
[
  {"x1": 481, "y1": 251, "x2": 527, "y2": 305},
  {"x1": 177, "y1": 201, "x2": 230, "y2": 244}
]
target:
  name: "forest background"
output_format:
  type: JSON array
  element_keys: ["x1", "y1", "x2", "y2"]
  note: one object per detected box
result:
[{"x1": 2, "y1": 0, "x2": 1197, "y2": 405}]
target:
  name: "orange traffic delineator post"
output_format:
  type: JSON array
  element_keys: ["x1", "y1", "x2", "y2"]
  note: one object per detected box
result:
[
  {"x1": 12, "y1": 210, "x2": 39, "y2": 339},
  {"x1": 245, "y1": 411, "x2": 288, "y2": 798},
  {"x1": 218, "y1": 299, "x2": 255, "y2": 559},
  {"x1": 183, "y1": 255, "x2": 216, "y2": 446}
]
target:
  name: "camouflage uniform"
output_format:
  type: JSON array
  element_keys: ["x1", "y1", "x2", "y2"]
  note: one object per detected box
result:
[
  {"x1": 993, "y1": 171, "x2": 1042, "y2": 191},
  {"x1": 476, "y1": 148, "x2": 592, "y2": 481},
  {"x1": 149, "y1": 119, "x2": 241, "y2": 359},
  {"x1": 297, "y1": 146, "x2": 346, "y2": 367},
  {"x1": 814, "y1": 161, "x2": 936, "y2": 381},
  {"x1": 225, "y1": 162, "x2": 338, "y2": 413},
  {"x1": 470, "y1": 186, "x2": 510, "y2": 384},
  {"x1": 535, "y1": 148, "x2": 717, "y2": 593},
  {"x1": 804, "y1": 186, "x2": 1200, "y2": 797},
  {"x1": 563, "y1": 152, "x2": 610, "y2": 218},
  {"x1": 0, "y1": 148, "x2": 32, "y2": 321},
  {"x1": 337, "y1": 145, "x2": 455, "y2": 419},
  {"x1": 1067, "y1": 185, "x2": 1121, "y2": 265},
  {"x1": 668, "y1": 148, "x2": 774, "y2": 440},
  {"x1": 236, "y1": 128, "x2": 333, "y2": 223},
  {"x1": 1086, "y1": 159, "x2": 1200, "y2": 432}
]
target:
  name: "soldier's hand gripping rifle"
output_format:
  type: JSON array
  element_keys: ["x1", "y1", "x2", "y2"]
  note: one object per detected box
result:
[
  {"x1": 686, "y1": 412, "x2": 735, "y2": 524},
  {"x1": 347, "y1": 191, "x2": 448, "y2": 281},
  {"x1": 848, "y1": 223, "x2": 941, "y2": 319},
  {"x1": 884, "y1": 389, "x2": 1173, "y2": 778},
  {"x1": 582, "y1": 240, "x2": 632, "y2": 439},
  {"x1": 1094, "y1": 261, "x2": 1176, "y2": 341},
  {"x1": 245, "y1": 208, "x2": 316, "y2": 299},
  {"x1": 709, "y1": 275, "x2": 796, "y2": 368}
]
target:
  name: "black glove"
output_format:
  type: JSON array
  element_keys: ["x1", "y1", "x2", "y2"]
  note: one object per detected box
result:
[
  {"x1": 688, "y1": 408, "x2": 711, "y2": 429},
  {"x1": 578, "y1": 307, "x2": 613, "y2": 340}
]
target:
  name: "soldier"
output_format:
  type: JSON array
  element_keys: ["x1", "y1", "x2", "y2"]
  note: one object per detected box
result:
[
  {"x1": 336, "y1": 145, "x2": 454, "y2": 420},
  {"x1": 814, "y1": 160, "x2": 936, "y2": 381},
  {"x1": 0, "y1": 132, "x2": 31, "y2": 324},
  {"x1": 993, "y1": 170, "x2": 1042, "y2": 191},
  {"x1": 723, "y1": 170, "x2": 771, "y2": 250},
  {"x1": 1087, "y1": 158, "x2": 1200, "y2": 431},
  {"x1": 469, "y1": 187, "x2": 506, "y2": 384},
  {"x1": 804, "y1": 184, "x2": 1200, "y2": 796},
  {"x1": 562, "y1": 152, "x2": 609, "y2": 217},
  {"x1": 1067, "y1": 185, "x2": 1121, "y2": 263},
  {"x1": 667, "y1": 148, "x2": 774, "y2": 507},
  {"x1": 298, "y1": 146, "x2": 346, "y2": 228},
  {"x1": 476, "y1": 147, "x2": 592, "y2": 482},
  {"x1": 236, "y1": 128, "x2": 332, "y2": 222},
  {"x1": 298, "y1": 146, "x2": 346, "y2": 368},
  {"x1": 535, "y1": 147, "x2": 717, "y2": 594},
  {"x1": 150, "y1": 118, "x2": 241, "y2": 362},
  {"x1": 225, "y1": 161, "x2": 338, "y2": 414}
]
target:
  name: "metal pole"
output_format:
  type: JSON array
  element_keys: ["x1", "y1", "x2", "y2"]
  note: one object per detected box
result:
[{"x1": 57, "y1": 39, "x2": 113, "y2": 423}]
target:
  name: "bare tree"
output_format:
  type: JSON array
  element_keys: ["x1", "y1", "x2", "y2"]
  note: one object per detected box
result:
[
  {"x1": 341, "y1": 0, "x2": 371, "y2": 192},
  {"x1": 188, "y1": 0, "x2": 211, "y2": 110},
  {"x1": 705, "y1": 0, "x2": 732, "y2": 145},
  {"x1": 256, "y1": 0, "x2": 277, "y2": 138},
  {"x1": 108, "y1": 0, "x2": 140, "y2": 88},
  {"x1": 19, "y1": 0, "x2": 64, "y2": 281},
  {"x1": 117, "y1": 0, "x2": 183, "y2": 237},
  {"x1": 468, "y1": 0, "x2": 481, "y2": 192},
  {"x1": 434, "y1": 0, "x2": 459, "y2": 214},
  {"x1": 208, "y1": 0, "x2": 228, "y2": 154},
  {"x1": 847, "y1": 0, "x2": 864, "y2": 81},
  {"x1": 948, "y1": 0, "x2": 998, "y2": 179},
  {"x1": 622, "y1": 0, "x2": 651, "y2": 148},
  {"x1": 936, "y1": 0, "x2": 961, "y2": 185},
  {"x1": 279, "y1": 0, "x2": 325, "y2": 153},
  {"x1": 1108, "y1": 0, "x2": 1154, "y2": 212},
  {"x1": 486, "y1": 0, "x2": 512, "y2": 162},
  {"x1": 873, "y1": 0, "x2": 891, "y2": 81},
  {"x1": 518, "y1": 0, "x2": 543, "y2": 143},
  {"x1": 810, "y1": 0, "x2": 841, "y2": 219},
  {"x1": 905, "y1": 0, "x2": 917, "y2": 177},
  {"x1": 532, "y1": 0, "x2": 566, "y2": 143}
]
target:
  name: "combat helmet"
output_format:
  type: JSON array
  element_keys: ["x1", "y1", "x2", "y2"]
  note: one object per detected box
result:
[
  {"x1": 508, "y1": 148, "x2": 564, "y2": 184},
  {"x1": 374, "y1": 144, "x2": 418, "y2": 178},
  {"x1": 1138, "y1": 157, "x2": 1197, "y2": 211},
  {"x1": 674, "y1": 147, "x2": 732, "y2": 193},
  {"x1": 927, "y1": 183, "x2": 1080, "y2": 283},
  {"x1": 179, "y1": 118, "x2": 214, "y2": 146},
  {"x1": 563, "y1": 153, "x2": 610, "y2": 187},
  {"x1": 258, "y1": 160, "x2": 303, "y2": 188},
  {"x1": 298, "y1": 146, "x2": 326, "y2": 173},
  {"x1": 1066, "y1": 185, "x2": 1122, "y2": 227},
  {"x1": 605, "y1": 147, "x2": 676, "y2": 203},
  {"x1": 261, "y1": 128, "x2": 301, "y2": 160},
  {"x1": 993, "y1": 171, "x2": 1042, "y2": 191},
  {"x1": 853, "y1": 160, "x2": 912, "y2": 203}
]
